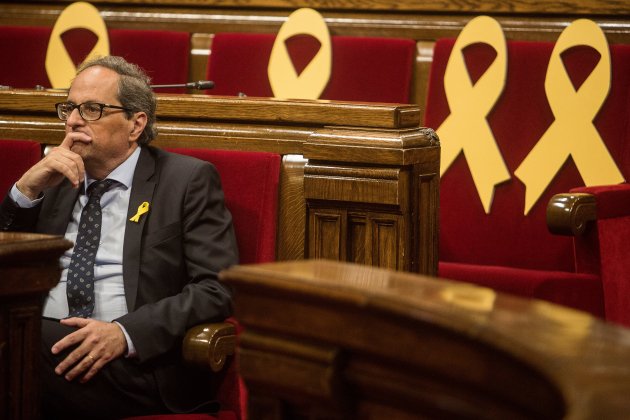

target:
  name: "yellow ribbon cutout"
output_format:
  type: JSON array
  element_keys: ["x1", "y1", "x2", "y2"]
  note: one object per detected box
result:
[
  {"x1": 437, "y1": 16, "x2": 510, "y2": 213},
  {"x1": 514, "y1": 19, "x2": 624, "y2": 215},
  {"x1": 45, "y1": 2, "x2": 110, "y2": 89},
  {"x1": 129, "y1": 202, "x2": 150, "y2": 223},
  {"x1": 268, "y1": 8, "x2": 332, "y2": 100}
]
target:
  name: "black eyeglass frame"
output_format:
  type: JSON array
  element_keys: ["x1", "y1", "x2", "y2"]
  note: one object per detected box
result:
[{"x1": 55, "y1": 101, "x2": 133, "y2": 121}]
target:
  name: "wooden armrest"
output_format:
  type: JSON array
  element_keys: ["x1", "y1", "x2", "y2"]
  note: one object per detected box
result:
[
  {"x1": 547, "y1": 193, "x2": 596, "y2": 236},
  {"x1": 182, "y1": 321, "x2": 236, "y2": 372}
]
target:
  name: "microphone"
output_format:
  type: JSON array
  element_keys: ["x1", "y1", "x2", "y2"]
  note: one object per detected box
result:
[{"x1": 150, "y1": 80, "x2": 215, "y2": 90}]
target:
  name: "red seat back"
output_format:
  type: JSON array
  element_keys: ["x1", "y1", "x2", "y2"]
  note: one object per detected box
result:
[
  {"x1": 425, "y1": 39, "x2": 630, "y2": 273},
  {"x1": 207, "y1": 32, "x2": 416, "y2": 103},
  {"x1": 0, "y1": 26, "x2": 190, "y2": 92},
  {"x1": 165, "y1": 148, "x2": 280, "y2": 265}
]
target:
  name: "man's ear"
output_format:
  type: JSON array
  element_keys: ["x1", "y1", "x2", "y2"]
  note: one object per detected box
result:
[{"x1": 129, "y1": 112, "x2": 148, "y2": 142}]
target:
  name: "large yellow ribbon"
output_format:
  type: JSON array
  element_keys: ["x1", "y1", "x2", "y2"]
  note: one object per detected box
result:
[
  {"x1": 437, "y1": 16, "x2": 510, "y2": 214},
  {"x1": 45, "y1": 2, "x2": 110, "y2": 89},
  {"x1": 514, "y1": 19, "x2": 624, "y2": 215},
  {"x1": 268, "y1": 8, "x2": 332, "y2": 100}
]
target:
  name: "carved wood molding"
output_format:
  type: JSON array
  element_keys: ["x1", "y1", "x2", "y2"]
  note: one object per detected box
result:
[
  {"x1": 5, "y1": 0, "x2": 629, "y2": 15},
  {"x1": 304, "y1": 126, "x2": 439, "y2": 274}
]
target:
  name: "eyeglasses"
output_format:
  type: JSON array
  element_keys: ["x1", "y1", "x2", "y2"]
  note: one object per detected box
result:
[{"x1": 55, "y1": 101, "x2": 133, "y2": 121}]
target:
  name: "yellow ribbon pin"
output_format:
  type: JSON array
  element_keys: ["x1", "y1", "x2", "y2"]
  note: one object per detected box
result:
[{"x1": 129, "y1": 202, "x2": 150, "y2": 223}]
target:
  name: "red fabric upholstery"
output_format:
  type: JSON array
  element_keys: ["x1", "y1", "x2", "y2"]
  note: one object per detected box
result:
[
  {"x1": 109, "y1": 29, "x2": 190, "y2": 93},
  {"x1": 0, "y1": 139, "x2": 42, "y2": 197},
  {"x1": 570, "y1": 184, "x2": 630, "y2": 324},
  {"x1": 166, "y1": 148, "x2": 280, "y2": 265},
  {"x1": 161, "y1": 148, "x2": 281, "y2": 420},
  {"x1": 0, "y1": 26, "x2": 190, "y2": 91},
  {"x1": 425, "y1": 38, "x2": 630, "y2": 318},
  {"x1": 439, "y1": 262, "x2": 604, "y2": 316},
  {"x1": 0, "y1": 26, "x2": 51, "y2": 88},
  {"x1": 207, "y1": 32, "x2": 416, "y2": 103}
]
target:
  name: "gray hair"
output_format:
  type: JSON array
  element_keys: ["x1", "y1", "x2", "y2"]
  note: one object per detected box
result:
[{"x1": 77, "y1": 56, "x2": 157, "y2": 145}]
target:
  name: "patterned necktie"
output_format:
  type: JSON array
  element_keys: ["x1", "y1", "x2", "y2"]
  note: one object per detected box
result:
[{"x1": 66, "y1": 179, "x2": 116, "y2": 318}]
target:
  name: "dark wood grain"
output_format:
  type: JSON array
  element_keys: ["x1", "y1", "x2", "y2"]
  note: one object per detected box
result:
[
  {"x1": 222, "y1": 259, "x2": 630, "y2": 419},
  {"x1": 0, "y1": 232, "x2": 72, "y2": 420}
]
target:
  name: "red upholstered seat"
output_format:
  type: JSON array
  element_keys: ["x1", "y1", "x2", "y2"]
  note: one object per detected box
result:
[
  {"x1": 166, "y1": 148, "x2": 280, "y2": 265},
  {"x1": 207, "y1": 32, "x2": 416, "y2": 103},
  {"x1": 425, "y1": 37, "x2": 630, "y2": 320},
  {"x1": 0, "y1": 139, "x2": 42, "y2": 197},
  {"x1": 156, "y1": 148, "x2": 281, "y2": 420},
  {"x1": 0, "y1": 26, "x2": 190, "y2": 91}
]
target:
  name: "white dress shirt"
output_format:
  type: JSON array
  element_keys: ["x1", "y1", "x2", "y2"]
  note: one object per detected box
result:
[{"x1": 10, "y1": 146, "x2": 141, "y2": 355}]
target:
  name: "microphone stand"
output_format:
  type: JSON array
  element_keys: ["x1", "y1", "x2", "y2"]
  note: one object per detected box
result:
[{"x1": 150, "y1": 80, "x2": 215, "y2": 90}]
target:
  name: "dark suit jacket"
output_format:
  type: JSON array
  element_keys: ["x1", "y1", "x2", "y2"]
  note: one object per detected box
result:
[{"x1": 0, "y1": 145, "x2": 239, "y2": 412}]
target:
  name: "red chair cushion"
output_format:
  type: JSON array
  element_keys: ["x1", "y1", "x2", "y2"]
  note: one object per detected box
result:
[
  {"x1": 207, "y1": 32, "x2": 416, "y2": 103},
  {"x1": 439, "y1": 261, "x2": 605, "y2": 317}
]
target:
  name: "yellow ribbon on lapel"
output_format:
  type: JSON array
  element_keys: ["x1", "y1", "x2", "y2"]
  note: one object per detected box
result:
[
  {"x1": 45, "y1": 2, "x2": 110, "y2": 89},
  {"x1": 130, "y1": 202, "x2": 150, "y2": 223},
  {"x1": 437, "y1": 15, "x2": 510, "y2": 214},
  {"x1": 514, "y1": 19, "x2": 624, "y2": 215},
  {"x1": 268, "y1": 8, "x2": 331, "y2": 100}
]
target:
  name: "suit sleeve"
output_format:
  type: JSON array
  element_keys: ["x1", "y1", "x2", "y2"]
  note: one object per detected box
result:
[
  {"x1": 116, "y1": 161, "x2": 238, "y2": 363},
  {"x1": 0, "y1": 192, "x2": 41, "y2": 231}
]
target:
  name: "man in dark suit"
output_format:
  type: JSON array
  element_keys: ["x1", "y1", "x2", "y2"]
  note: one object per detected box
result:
[{"x1": 0, "y1": 56, "x2": 238, "y2": 418}]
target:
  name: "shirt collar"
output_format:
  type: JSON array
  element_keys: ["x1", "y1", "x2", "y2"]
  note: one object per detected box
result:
[{"x1": 82, "y1": 146, "x2": 142, "y2": 193}]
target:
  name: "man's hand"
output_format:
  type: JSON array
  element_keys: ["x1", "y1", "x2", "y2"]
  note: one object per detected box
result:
[
  {"x1": 51, "y1": 318, "x2": 128, "y2": 383},
  {"x1": 16, "y1": 133, "x2": 86, "y2": 199}
]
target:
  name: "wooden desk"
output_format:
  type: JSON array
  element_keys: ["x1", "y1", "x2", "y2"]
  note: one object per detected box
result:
[
  {"x1": 222, "y1": 259, "x2": 630, "y2": 419},
  {"x1": 0, "y1": 90, "x2": 440, "y2": 275},
  {"x1": 0, "y1": 232, "x2": 71, "y2": 420}
]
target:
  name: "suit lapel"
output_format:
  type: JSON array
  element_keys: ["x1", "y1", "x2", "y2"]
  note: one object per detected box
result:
[{"x1": 123, "y1": 146, "x2": 157, "y2": 311}]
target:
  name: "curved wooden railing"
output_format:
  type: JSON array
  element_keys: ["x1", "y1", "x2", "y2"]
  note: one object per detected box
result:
[{"x1": 221, "y1": 259, "x2": 630, "y2": 419}]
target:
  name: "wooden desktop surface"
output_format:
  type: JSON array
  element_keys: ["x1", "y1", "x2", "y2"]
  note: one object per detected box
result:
[{"x1": 223, "y1": 259, "x2": 630, "y2": 419}]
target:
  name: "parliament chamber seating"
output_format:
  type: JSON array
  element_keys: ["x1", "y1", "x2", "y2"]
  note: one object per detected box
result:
[
  {"x1": 425, "y1": 29, "x2": 630, "y2": 323},
  {"x1": 1, "y1": 1, "x2": 630, "y2": 417},
  {"x1": 0, "y1": 26, "x2": 190, "y2": 92},
  {"x1": 206, "y1": 32, "x2": 416, "y2": 103}
]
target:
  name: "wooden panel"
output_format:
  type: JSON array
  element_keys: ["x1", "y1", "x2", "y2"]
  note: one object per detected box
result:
[
  {"x1": 348, "y1": 214, "x2": 367, "y2": 265},
  {"x1": 304, "y1": 126, "x2": 437, "y2": 273},
  {"x1": 371, "y1": 216, "x2": 401, "y2": 271},
  {"x1": 222, "y1": 259, "x2": 630, "y2": 419},
  {"x1": 277, "y1": 156, "x2": 307, "y2": 261},
  {"x1": 308, "y1": 211, "x2": 343, "y2": 260},
  {"x1": 0, "y1": 232, "x2": 72, "y2": 420}
]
